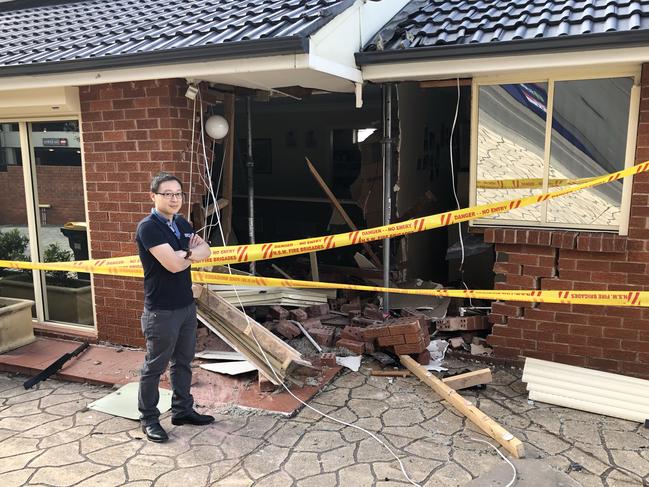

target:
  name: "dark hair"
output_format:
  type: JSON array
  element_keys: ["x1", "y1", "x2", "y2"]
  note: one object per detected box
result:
[{"x1": 150, "y1": 172, "x2": 183, "y2": 193}]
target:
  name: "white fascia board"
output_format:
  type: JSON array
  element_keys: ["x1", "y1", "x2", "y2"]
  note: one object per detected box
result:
[
  {"x1": 0, "y1": 54, "x2": 306, "y2": 92},
  {"x1": 362, "y1": 45, "x2": 649, "y2": 82},
  {"x1": 308, "y1": 0, "x2": 409, "y2": 84}
]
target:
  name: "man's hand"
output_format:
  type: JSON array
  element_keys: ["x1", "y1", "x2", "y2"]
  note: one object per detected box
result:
[
  {"x1": 187, "y1": 233, "x2": 211, "y2": 262},
  {"x1": 188, "y1": 233, "x2": 205, "y2": 249}
]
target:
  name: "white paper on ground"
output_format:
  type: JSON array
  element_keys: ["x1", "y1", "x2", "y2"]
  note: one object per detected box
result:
[
  {"x1": 87, "y1": 382, "x2": 172, "y2": 420},
  {"x1": 200, "y1": 361, "x2": 257, "y2": 375},
  {"x1": 425, "y1": 339, "x2": 449, "y2": 371},
  {"x1": 195, "y1": 350, "x2": 245, "y2": 361},
  {"x1": 336, "y1": 355, "x2": 361, "y2": 372}
]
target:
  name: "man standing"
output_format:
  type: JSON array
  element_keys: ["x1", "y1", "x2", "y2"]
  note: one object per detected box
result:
[{"x1": 136, "y1": 172, "x2": 213, "y2": 443}]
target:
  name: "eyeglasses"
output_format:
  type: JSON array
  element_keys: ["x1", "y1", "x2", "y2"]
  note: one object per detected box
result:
[{"x1": 155, "y1": 192, "x2": 185, "y2": 200}]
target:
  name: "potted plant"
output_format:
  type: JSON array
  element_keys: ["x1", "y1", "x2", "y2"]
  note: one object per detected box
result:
[{"x1": 0, "y1": 231, "x2": 92, "y2": 325}]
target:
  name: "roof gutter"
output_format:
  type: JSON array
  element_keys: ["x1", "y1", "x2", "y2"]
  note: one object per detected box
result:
[
  {"x1": 0, "y1": 36, "x2": 309, "y2": 78},
  {"x1": 356, "y1": 30, "x2": 649, "y2": 65}
]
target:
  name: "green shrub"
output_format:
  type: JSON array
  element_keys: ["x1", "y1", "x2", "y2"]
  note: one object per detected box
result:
[
  {"x1": 0, "y1": 229, "x2": 29, "y2": 262},
  {"x1": 44, "y1": 243, "x2": 74, "y2": 283}
]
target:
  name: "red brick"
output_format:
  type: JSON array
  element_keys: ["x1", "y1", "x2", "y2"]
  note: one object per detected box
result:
[
  {"x1": 275, "y1": 320, "x2": 300, "y2": 339},
  {"x1": 404, "y1": 333, "x2": 425, "y2": 344},
  {"x1": 335, "y1": 339, "x2": 365, "y2": 355},
  {"x1": 306, "y1": 303, "x2": 330, "y2": 317},
  {"x1": 394, "y1": 343, "x2": 427, "y2": 355},
  {"x1": 268, "y1": 306, "x2": 288, "y2": 320},
  {"x1": 416, "y1": 350, "x2": 431, "y2": 365},
  {"x1": 289, "y1": 308, "x2": 308, "y2": 321},
  {"x1": 310, "y1": 327, "x2": 335, "y2": 347},
  {"x1": 387, "y1": 318, "x2": 421, "y2": 335},
  {"x1": 340, "y1": 326, "x2": 364, "y2": 342},
  {"x1": 491, "y1": 302, "x2": 522, "y2": 317},
  {"x1": 377, "y1": 334, "x2": 406, "y2": 346}
]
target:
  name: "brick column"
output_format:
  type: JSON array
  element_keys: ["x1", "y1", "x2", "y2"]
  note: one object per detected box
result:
[
  {"x1": 485, "y1": 63, "x2": 649, "y2": 380},
  {"x1": 80, "y1": 79, "x2": 207, "y2": 347}
]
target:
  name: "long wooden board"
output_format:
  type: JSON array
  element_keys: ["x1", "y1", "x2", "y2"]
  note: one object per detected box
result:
[{"x1": 400, "y1": 356, "x2": 525, "y2": 459}]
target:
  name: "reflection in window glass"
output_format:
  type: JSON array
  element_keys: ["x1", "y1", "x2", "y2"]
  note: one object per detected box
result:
[
  {"x1": 547, "y1": 78, "x2": 632, "y2": 226},
  {"x1": 476, "y1": 83, "x2": 548, "y2": 222}
]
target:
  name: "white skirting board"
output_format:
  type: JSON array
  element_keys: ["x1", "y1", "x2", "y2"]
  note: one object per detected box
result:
[{"x1": 522, "y1": 357, "x2": 649, "y2": 424}]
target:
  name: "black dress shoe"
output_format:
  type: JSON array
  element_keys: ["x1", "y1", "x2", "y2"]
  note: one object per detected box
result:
[
  {"x1": 171, "y1": 410, "x2": 215, "y2": 426},
  {"x1": 141, "y1": 422, "x2": 168, "y2": 443}
]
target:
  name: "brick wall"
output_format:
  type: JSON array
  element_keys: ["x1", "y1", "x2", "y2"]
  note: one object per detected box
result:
[
  {"x1": 0, "y1": 166, "x2": 84, "y2": 225},
  {"x1": 486, "y1": 64, "x2": 649, "y2": 379},
  {"x1": 80, "y1": 79, "x2": 207, "y2": 347}
]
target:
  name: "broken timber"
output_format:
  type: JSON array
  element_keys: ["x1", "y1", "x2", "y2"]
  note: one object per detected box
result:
[
  {"x1": 371, "y1": 367, "x2": 492, "y2": 391},
  {"x1": 197, "y1": 286, "x2": 318, "y2": 386},
  {"x1": 400, "y1": 355, "x2": 525, "y2": 459}
]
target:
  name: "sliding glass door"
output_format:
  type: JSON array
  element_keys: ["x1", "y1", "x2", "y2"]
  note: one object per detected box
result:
[{"x1": 0, "y1": 120, "x2": 92, "y2": 327}]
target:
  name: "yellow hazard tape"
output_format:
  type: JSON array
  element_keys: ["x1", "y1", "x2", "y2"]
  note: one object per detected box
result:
[
  {"x1": 1, "y1": 161, "x2": 646, "y2": 275},
  {"x1": 476, "y1": 176, "x2": 596, "y2": 189}
]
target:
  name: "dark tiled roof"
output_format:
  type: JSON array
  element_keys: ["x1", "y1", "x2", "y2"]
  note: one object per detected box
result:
[
  {"x1": 0, "y1": 0, "x2": 355, "y2": 75},
  {"x1": 360, "y1": 0, "x2": 649, "y2": 62}
]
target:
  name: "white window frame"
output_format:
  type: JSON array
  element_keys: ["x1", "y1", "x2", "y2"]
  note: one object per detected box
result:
[
  {"x1": 0, "y1": 113, "x2": 95, "y2": 331},
  {"x1": 469, "y1": 67, "x2": 641, "y2": 235}
]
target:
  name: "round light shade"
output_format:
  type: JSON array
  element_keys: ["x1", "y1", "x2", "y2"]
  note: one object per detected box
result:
[{"x1": 205, "y1": 114, "x2": 229, "y2": 139}]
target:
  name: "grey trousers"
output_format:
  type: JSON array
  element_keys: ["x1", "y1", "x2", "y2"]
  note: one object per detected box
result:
[{"x1": 138, "y1": 302, "x2": 197, "y2": 425}]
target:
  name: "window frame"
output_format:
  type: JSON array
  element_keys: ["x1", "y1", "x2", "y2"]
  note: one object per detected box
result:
[{"x1": 469, "y1": 67, "x2": 641, "y2": 235}]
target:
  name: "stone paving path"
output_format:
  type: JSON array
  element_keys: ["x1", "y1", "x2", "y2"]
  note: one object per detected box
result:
[{"x1": 1, "y1": 360, "x2": 648, "y2": 486}]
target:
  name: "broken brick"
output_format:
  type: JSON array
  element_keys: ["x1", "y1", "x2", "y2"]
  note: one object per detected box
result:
[
  {"x1": 377, "y1": 334, "x2": 405, "y2": 346},
  {"x1": 289, "y1": 308, "x2": 309, "y2": 321},
  {"x1": 388, "y1": 318, "x2": 421, "y2": 336},
  {"x1": 276, "y1": 320, "x2": 301, "y2": 339},
  {"x1": 362, "y1": 324, "x2": 390, "y2": 339},
  {"x1": 310, "y1": 327, "x2": 335, "y2": 347},
  {"x1": 341, "y1": 302, "x2": 361, "y2": 313},
  {"x1": 340, "y1": 326, "x2": 364, "y2": 342},
  {"x1": 363, "y1": 303, "x2": 384, "y2": 321},
  {"x1": 416, "y1": 350, "x2": 431, "y2": 365},
  {"x1": 301, "y1": 318, "x2": 322, "y2": 331},
  {"x1": 335, "y1": 338, "x2": 365, "y2": 355},
  {"x1": 313, "y1": 352, "x2": 337, "y2": 367},
  {"x1": 394, "y1": 342, "x2": 427, "y2": 355},
  {"x1": 404, "y1": 333, "x2": 425, "y2": 344},
  {"x1": 306, "y1": 303, "x2": 330, "y2": 317},
  {"x1": 268, "y1": 305, "x2": 289, "y2": 320}
]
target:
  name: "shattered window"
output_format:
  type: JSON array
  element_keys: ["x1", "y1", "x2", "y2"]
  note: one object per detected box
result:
[{"x1": 474, "y1": 76, "x2": 635, "y2": 231}]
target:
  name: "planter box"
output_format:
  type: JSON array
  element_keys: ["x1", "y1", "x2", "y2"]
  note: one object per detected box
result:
[
  {"x1": 0, "y1": 276, "x2": 92, "y2": 325},
  {"x1": 0, "y1": 296, "x2": 35, "y2": 353}
]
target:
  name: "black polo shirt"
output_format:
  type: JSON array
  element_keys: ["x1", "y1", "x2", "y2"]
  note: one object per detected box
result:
[{"x1": 136, "y1": 212, "x2": 194, "y2": 310}]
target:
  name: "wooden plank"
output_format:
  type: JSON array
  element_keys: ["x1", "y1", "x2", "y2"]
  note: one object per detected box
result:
[
  {"x1": 400, "y1": 355, "x2": 525, "y2": 459},
  {"x1": 221, "y1": 93, "x2": 235, "y2": 242},
  {"x1": 309, "y1": 252, "x2": 320, "y2": 281},
  {"x1": 442, "y1": 368, "x2": 492, "y2": 391},
  {"x1": 305, "y1": 157, "x2": 382, "y2": 268},
  {"x1": 420, "y1": 78, "x2": 471, "y2": 88},
  {"x1": 370, "y1": 368, "x2": 492, "y2": 391}
]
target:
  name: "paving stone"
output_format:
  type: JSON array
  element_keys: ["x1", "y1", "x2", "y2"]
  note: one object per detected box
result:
[
  {"x1": 427, "y1": 462, "x2": 473, "y2": 486},
  {"x1": 242, "y1": 445, "x2": 289, "y2": 479},
  {"x1": 0, "y1": 429, "x2": 16, "y2": 442},
  {"x1": 356, "y1": 437, "x2": 400, "y2": 462},
  {"x1": 0, "y1": 412, "x2": 61, "y2": 432},
  {"x1": 340, "y1": 417, "x2": 383, "y2": 442},
  {"x1": 602, "y1": 429, "x2": 649, "y2": 450},
  {"x1": 562, "y1": 419, "x2": 602, "y2": 445},
  {"x1": 79, "y1": 432, "x2": 131, "y2": 454},
  {"x1": 525, "y1": 409, "x2": 563, "y2": 434},
  {"x1": 43, "y1": 400, "x2": 88, "y2": 416},
  {"x1": 312, "y1": 388, "x2": 349, "y2": 407},
  {"x1": 609, "y1": 450, "x2": 649, "y2": 477},
  {"x1": 87, "y1": 441, "x2": 141, "y2": 466},
  {"x1": 238, "y1": 416, "x2": 278, "y2": 439},
  {"x1": 264, "y1": 422, "x2": 307, "y2": 448},
  {"x1": 333, "y1": 372, "x2": 366, "y2": 389},
  {"x1": 93, "y1": 417, "x2": 139, "y2": 435},
  {"x1": 421, "y1": 409, "x2": 464, "y2": 435},
  {"x1": 563, "y1": 447, "x2": 610, "y2": 476},
  {"x1": 1, "y1": 399, "x2": 42, "y2": 416},
  {"x1": 320, "y1": 444, "x2": 356, "y2": 472},
  {"x1": 404, "y1": 438, "x2": 452, "y2": 461},
  {"x1": 211, "y1": 468, "x2": 254, "y2": 487},
  {"x1": 375, "y1": 456, "x2": 439, "y2": 485},
  {"x1": 220, "y1": 434, "x2": 263, "y2": 459},
  {"x1": 313, "y1": 406, "x2": 357, "y2": 430},
  {"x1": 0, "y1": 437, "x2": 39, "y2": 457},
  {"x1": 39, "y1": 425, "x2": 93, "y2": 449},
  {"x1": 295, "y1": 430, "x2": 346, "y2": 452},
  {"x1": 339, "y1": 463, "x2": 375, "y2": 486},
  {"x1": 525, "y1": 429, "x2": 572, "y2": 455},
  {"x1": 381, "y1": 425, "x2": 430, "y2": 440},
  {"x1": 296, "y1": 472, "x2": 337, "y2": 487},
  {"x1": 74, "y1": 410, "x2": 112, "y2": 426},
  {"x1": 4, "y1": 388, "x2": 51, "y2": 403},
  {"x1": 283, "y1": 451, "x2": 321, "y2": 479},
  {"x1": 125, "y1": 454, "x2": 175, "y2": 481},
  {"x1": 0, "y1": 467, "x2": 35, "y2": 487},
  {"x1": 0, "y1": 450, "x2": 41, "y2": 474},
  {"x1": 347, "y1": 398, "x2": 389, "y2": 418},
  {"x1": 30, "y1": 442, "x2": 84, "y2": 467},
  {"x1": 254, "y1": 470, "x2": 294, "y2": 487},
  {"x1": 30, "y1": 462, "x2": 111, "y2": 486},
  {"x1": 381, "y1": 407, "x2": 424, "y2": 427},
  {"x1": 191, "y1": 427, "x2": 229, "y2": 446},
  {"x1": 156, "y1": 465, "x2": 210, "y2": 487},
  {"x1": 350, "y1": 384, "x2": 391, "y2": 401},
  {"x1": 451, "y1": 447, "x2": 502, "y2": 476},
  {"x1": 75, "y1": 466, "x2": 127, "y2": 486},
  {"x1": 19, "y1": 416, "x2": 74, "y2": 439}
]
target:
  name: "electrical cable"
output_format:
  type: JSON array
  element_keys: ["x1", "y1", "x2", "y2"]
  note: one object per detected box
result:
[
  {"x1": 468, "y1": 437, "x2": 517, "y2": 487},
  {"x1": 193, "y1": 98, "x2": 422, "y2": 486},
  {"x1": 186, "y1": 92, "x2": 197, "y2": 217},
  {"x1": 448, "y1": 77, "x2": 474, "y2": 306}
]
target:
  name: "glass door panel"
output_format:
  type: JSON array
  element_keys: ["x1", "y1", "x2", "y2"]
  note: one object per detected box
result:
[
  {"x1": 0, "y1": 123, "x2": 36, "y2": 316},
  {"x1": 28, "y1": 121, "x2": 93, "y2": 326}
]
